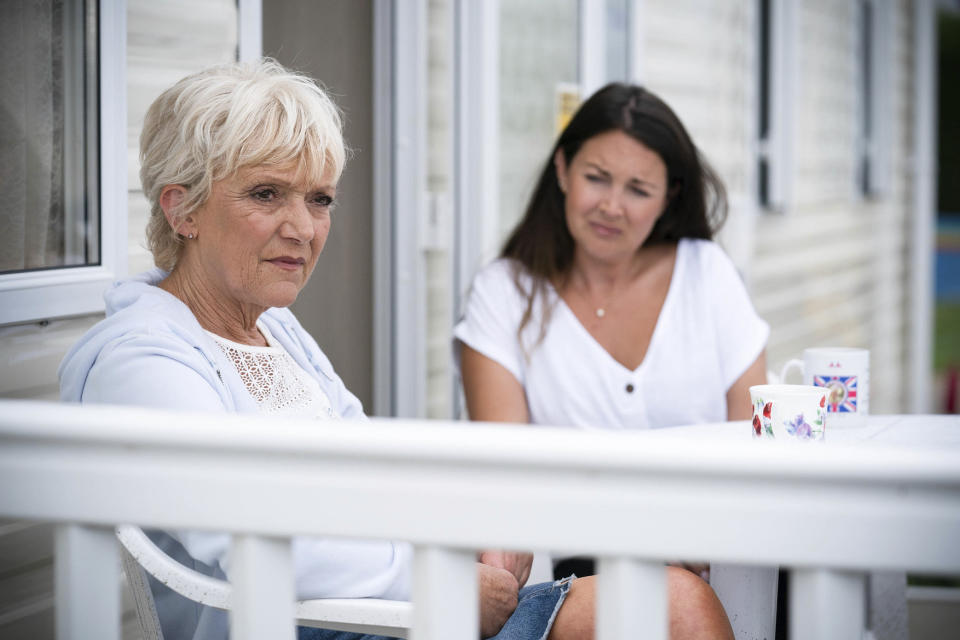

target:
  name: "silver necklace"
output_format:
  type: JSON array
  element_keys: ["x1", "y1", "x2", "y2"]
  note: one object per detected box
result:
[
  {"x1": 592, "y1": 293, "x2": 614, "y2": 318},
  {"x1": 581, "y1": 287, "x2": 612, "y2": 319}
]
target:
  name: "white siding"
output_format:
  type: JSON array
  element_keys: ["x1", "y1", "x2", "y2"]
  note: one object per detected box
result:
[
  {"x1": 638, "y1": 0, "x2": 757, "y2": 268},
  {"x1": 641, "y1": 0, "x2": 753, "y2": 197},
  {"x1": 750, "y1": 0, "x2": 913, "y2": 414}
]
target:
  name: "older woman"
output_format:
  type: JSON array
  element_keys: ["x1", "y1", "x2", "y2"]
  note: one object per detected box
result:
[{"x1": 59, "y1": 61, "x2": 731, "y2": 640}]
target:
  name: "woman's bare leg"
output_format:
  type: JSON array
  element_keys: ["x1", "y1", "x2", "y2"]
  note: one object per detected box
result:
[{"x1": 547, "y1": 567, "x2": 734, "y2": 640}]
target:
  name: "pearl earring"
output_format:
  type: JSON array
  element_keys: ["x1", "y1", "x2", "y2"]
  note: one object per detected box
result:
[{"x1": 188, "y1": 233, "x2": 194, "y2": 239}]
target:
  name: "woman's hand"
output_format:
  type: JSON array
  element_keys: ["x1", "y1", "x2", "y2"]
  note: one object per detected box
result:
[
  {"x1": 477, "y1": 563, "x2": 519, "y2": 638},
  {"x1": 479, "y1": 549, "x2": 533, "y2": 588}
]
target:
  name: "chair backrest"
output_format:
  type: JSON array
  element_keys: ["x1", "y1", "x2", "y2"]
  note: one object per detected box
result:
[
  {"x1": 119, "y1": 539, "x2": 164, "y2": 640},
  {"x1": 114, "y1": 525, "x2": 413, "y2": 638}
]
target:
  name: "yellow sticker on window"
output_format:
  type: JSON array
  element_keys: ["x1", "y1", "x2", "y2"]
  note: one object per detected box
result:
[{"x1": 555, "y1": 83, "x2": 581, "y2": 135}]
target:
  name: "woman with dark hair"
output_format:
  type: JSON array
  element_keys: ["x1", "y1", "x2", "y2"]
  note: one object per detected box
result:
[{"x1": 454, "y1": 84, "x2": 768, "y2": 580}]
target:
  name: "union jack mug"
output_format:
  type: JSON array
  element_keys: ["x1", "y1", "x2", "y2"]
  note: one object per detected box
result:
[{"x1": 780, "y1": 348, "x2": 870, "y2": 427}]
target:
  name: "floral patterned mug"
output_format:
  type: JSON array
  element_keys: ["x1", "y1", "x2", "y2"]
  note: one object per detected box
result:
[{"x1": 749, "y1": 384, "x2": 828, "y2": 441}]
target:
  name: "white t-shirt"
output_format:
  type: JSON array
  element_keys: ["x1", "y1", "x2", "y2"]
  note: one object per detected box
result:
[{"x1": 454, "y1": 239, "x2": 769, "y2": 430}]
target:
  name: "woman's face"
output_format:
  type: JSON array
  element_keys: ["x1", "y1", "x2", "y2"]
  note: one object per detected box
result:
[
  {"x1": 555, "y1": 130, "x2": 669, "y2": 265},
  {"x1": 185, "y1": 162, "x2": 337, "y2": 311}
]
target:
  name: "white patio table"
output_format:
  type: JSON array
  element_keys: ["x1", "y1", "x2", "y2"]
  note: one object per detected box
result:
[{"x1": 658, "y1": 414, "x2": 960, "y2": 640}]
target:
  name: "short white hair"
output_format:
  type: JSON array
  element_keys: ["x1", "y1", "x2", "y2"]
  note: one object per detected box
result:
[{"x1": 140, "y1": 59, "x2": 346, "y2": 271}]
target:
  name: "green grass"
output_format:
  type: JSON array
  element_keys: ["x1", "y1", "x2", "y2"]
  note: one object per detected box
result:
[{"x1": 934, "y1": 301, "x2": 960, "y2": 372}]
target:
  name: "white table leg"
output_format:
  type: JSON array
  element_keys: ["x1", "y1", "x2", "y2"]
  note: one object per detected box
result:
[
  {"x1": 230, "y1": 535, "x2": 296, "y2": 640},
  {"x1": 710, "y1": 563, "x2": 779, "y2": 640},
  {"x1": 412, "y1": 546, "x2": 476, "y2": 640},
  {"x1": 597, "y1": 557, "x2": 667, "y2": 640},
  {"x1": 791, "y1": 568, "x2": 866, "y2": 640},
  {"x1": 55, "y1": 524, "x2": 120, "y2": 640}
]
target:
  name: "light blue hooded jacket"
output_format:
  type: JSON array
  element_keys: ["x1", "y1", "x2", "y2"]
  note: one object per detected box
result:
[{"x1": 59, "y1": 270, "x2": 411, "y2": 640}]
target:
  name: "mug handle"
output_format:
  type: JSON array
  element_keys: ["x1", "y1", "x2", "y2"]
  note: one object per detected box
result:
[{"x1": 780, "y1": 359, "x2": 804, "y2": 384}]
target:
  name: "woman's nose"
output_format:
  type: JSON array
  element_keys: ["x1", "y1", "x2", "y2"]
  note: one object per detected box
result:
[
  {"x1": 599, "y1": 193, "x2": 625, "y2": 216},
  {"x1": 282, "y1": 199, "x2": 315, "y2": 243}
]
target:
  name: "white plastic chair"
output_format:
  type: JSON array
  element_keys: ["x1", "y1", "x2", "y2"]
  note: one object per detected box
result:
[
  {"x1": 120, "y1": 528, "x2": 782, "y2": 640},
  {"x1": 116, "y1": 525, "x2": 412, "y2": 639}
]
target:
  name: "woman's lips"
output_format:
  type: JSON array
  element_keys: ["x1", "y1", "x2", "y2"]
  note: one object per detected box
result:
[
  {"x1": 267, "y1": 256, "x2": 306, "y2": 271},
  {"x1": 589, "y1": 222, "x2": 621, "y2": 237}
]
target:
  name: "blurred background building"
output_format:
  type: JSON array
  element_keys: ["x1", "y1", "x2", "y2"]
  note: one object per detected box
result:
[{"x1": 1, "y1": 0, "x2": 958, "y2": 637}]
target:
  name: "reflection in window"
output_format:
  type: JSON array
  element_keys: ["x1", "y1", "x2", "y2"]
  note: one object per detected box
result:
[
  {"x1": 498, "y1": 0, "x2": 579, "y2": 243},
  {"x1": 0, "y1": 0, "x2": 99, "y2": 274},
  {"x1": 858, "y1": 0, "x2": 874, "y2": 195}
]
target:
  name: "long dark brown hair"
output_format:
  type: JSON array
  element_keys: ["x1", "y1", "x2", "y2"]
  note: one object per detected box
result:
[{"x1": 501, "y1": 83, "x2": 728, "y2": 342}]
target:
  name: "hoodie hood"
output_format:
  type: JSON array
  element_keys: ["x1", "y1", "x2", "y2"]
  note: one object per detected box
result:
[
  {"x1": 57, "y1": 269, "x2": 350, "y2": 418},
  {"x1": 58, "y1": 269, "x2": 224, "y2": 404},
  {"x1": 103, "y1": 268, "x2": 168, "y2": 314}
]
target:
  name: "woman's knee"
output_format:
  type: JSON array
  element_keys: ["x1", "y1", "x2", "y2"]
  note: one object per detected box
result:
[
  {"x1": 549, "y1": 570, "x2": 732, "y2": 640},
  {"x1": 547, "y1": 576, "x2": 595, "y2": 640},
  {"x1": 667, "y1": 567, "x2": 734, "y2": 640}
]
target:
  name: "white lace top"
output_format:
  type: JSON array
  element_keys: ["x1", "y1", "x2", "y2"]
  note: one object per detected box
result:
[{"x1": 206, "y1": 322, "x2": 339, "y2": 420}]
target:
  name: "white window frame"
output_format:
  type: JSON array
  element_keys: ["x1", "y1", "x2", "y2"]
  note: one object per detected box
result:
[
  {"x1": 628, "y1": 0, "x2": 645, "y2": 83},
  {"x1": 754, "y1": 0, "x2": 798, "y2": 212},
  {"x1": 449, "y1": 0, "x2": 500, "y2": 420},
  {"x1": 373, "y1": 0, "x2": 429, "y2": 418},
  {"x1": 910, "y1": 0, "x2": 960, "y2": 413},
  {"x1": 453, "y1": 0, "x2": 499, "y2": 311},
  {"x1": 0, "y1": 0, "x2": 127, "y2": 327},
  {"x1": 580, "y1": 0, "x2": 607, "y2": 98},
  {"x1": 237, "y1": 0, "x2": 263, "y2": 63}
]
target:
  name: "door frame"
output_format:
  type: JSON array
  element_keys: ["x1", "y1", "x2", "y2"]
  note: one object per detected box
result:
[{"x1": 911, "y1": 0, "x2": 960, "y2": 412}]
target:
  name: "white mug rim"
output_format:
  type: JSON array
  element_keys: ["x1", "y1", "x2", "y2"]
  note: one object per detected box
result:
[
  {"x1": 750, "y1": 384, "x2": 826, "y2": 399},
  {"x1": 803, "y1": 347, "x2": 869, "y2": 356}
]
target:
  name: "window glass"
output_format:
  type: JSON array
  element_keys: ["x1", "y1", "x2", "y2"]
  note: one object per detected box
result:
[
  {"x1": 498, "y1": 0, "x2": 579, "y2": 245},
  {"x1": 858, "y1": 0, "x2": 873, "y2": 195},
  {"x1": 606, "y1": 0, "x2": 630, "y2": 82},
  {"x1": 0, "y1": 0, "x2": 99, "y2": 274},
  {"x1": 757, "y1": 0, "x2": 772, "y2": 208}
]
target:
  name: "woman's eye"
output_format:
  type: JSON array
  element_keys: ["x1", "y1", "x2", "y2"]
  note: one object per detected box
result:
[
  {"x1": 585, "y1": 174, "x2": 604, "y2": 183},
  {"x1": 312, "y1": 194, "x2": 334, "y2": 207},
  {"x1": 251, "y1": 188, "x2": 277, "y2": 201},
  {"x1": 630, "y1": 187, "x2": 650, "y2": 197}
]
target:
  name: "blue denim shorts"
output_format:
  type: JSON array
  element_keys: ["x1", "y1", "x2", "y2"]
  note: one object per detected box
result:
[{"x1": 298, "y1": 576, "x2": 574, "y2": 640}]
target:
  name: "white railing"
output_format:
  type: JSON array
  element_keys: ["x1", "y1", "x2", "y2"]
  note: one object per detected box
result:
[{"x1": 1, "y1": 400, "x2": 959, "y2": 640}]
